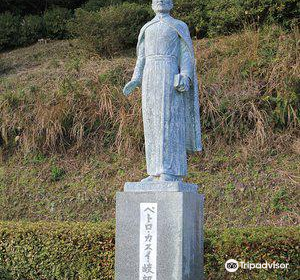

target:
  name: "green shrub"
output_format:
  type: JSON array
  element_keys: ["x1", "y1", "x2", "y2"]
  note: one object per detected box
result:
[
  {"x1": 19, "y1": 15, "x2": 44, "y2": 46},
  {"x1": 0, "y1": 12, "x2": 20, "y2": 50},
  {"x1": 206, "y1": 0, "x2": 300, "y2": 36},
  {"x1": 0, "y1": 221, "x2": 299, "y2": 280},
  {"x1": 0, "y1": 0, "x2": 86, "y2": 15},
  {"x1": 69, "y1": 3, "x2": 152, "y2": 55},
  {"x1": 43, "y1": 7, "x2": 72, "y2": 39},
  {"x1": 0, "y1": 7, "x2": 73, "y2": 50},
  {"x1": 81, "y1": 0, "x2": 122, "y2": 11},
  {"x1": 173, "y1": 0, "x2": 209, "y2": 38},
  {"x1": 172, "y1": 0, "x2": 300, "y2": 38}
]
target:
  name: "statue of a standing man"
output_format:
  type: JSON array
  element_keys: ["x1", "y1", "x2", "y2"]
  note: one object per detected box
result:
[{"x1": 123, "y1": 0, "x2": 202, "y2": 182}]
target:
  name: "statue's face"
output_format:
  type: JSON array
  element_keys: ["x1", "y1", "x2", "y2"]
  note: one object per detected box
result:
[{"x1": 152, "y1": 0, "x2": 173, "y2": 13}]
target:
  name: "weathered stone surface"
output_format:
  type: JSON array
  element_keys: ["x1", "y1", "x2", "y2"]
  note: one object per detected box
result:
[
  {"x1": 123, "y1": 0, "x2": 202, "y2": 182},
  {"x1": 115, "y1": 190, "x2": 204, "y2": 280}
]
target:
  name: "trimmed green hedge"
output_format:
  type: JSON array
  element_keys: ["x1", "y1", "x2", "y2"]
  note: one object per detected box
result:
[
  {"x1": 0, "y1": 221, "x2": 299, "y2": 279},
  {"x1": 0, "y1": 221, "x2": 115, "y2": 280}
]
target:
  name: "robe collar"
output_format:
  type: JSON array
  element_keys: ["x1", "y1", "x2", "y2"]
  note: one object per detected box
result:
[{"x1": 154, "y1": 13, "x2": 171, "y2": 21}]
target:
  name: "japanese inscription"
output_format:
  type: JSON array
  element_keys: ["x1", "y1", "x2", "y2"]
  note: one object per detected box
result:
[{"x1": 140, "y1": 203, "x2": 157, "y2": 280}]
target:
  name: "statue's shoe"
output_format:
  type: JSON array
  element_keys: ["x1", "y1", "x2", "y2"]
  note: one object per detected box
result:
[
  {"x1": 159, "y1": 174, "x2": 183, "y2": 182},
  {"x1": 141, "y1": 176, "x2": 155, "y2": 182}
]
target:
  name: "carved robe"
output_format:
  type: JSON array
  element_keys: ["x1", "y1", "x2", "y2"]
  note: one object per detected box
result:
[{"x1": 133, "y1": 14, "x2": 202, "y2": 176}]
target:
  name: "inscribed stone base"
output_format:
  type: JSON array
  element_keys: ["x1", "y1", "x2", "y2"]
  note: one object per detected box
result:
[{"x1": 115, "y1": 182, "x2": 204, "y2": 280}]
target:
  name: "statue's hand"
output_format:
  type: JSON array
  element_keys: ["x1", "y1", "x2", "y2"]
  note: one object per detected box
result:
[
  {"x1": 176, "y1": 75, "x2": 191, "y2": 93},
  {"x1": 123, "y1": 80, "x2": 140, "y2": 96}
]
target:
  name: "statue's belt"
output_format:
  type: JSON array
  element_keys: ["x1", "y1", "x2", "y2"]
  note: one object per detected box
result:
[{"x1": 145, "y1": 54, "x2": 178, "y2": 61}]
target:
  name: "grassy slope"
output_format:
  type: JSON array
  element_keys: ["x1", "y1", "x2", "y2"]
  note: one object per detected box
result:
[
  {"x1": 0, "y1": 148, "x2": 299, "y2": 228},
  {"x1": 0, "y1": 28, "x2": 299, "y2": 229}
]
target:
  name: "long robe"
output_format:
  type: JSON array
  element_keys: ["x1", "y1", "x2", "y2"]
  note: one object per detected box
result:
[{"x1": 132, "y1": 14, "x2": 202, "y2": 176}]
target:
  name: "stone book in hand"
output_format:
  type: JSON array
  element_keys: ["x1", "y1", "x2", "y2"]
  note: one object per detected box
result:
[{"x1": 174, "y1": 74, "x2": 181, "y2": 90}]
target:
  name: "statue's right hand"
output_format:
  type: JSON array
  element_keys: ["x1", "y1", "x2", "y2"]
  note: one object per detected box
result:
[{"x1": 123, "y1": 80, "x2": 140, "y2": 96}]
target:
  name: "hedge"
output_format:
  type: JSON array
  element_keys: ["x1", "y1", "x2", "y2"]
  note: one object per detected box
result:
[{"x1": 0, "y1": 221, "x2": 299, "y2": 279}]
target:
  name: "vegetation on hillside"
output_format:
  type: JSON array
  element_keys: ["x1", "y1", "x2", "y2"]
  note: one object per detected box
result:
[
  {"x1": 0, "y1": 0, "x2": 299, "y2": 51},
  {"x1": 0, "y1": 25, "x2": 298, "y2": 156},
  {"x1": 0, "y1": 27, "x2": 299, "y2": 227},
  {"x1": 0, "y1": 2, "x2": 298, "y2": 279}
]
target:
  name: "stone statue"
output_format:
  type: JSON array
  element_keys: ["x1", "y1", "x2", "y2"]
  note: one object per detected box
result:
[{"x1": 123, "y1": 0, "x2": 202, "y2": 182}]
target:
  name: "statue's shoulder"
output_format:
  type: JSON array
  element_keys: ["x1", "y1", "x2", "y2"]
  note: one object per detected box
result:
[
  {"x1": 172, "y1": 18, "x2": 188, "y2": 27},
  {"x1": 139, "y1": 18, "x2": 156, "y2": 34},
  {"x1": 170, "y1": 17, "x2": 189, "y2": 33}
]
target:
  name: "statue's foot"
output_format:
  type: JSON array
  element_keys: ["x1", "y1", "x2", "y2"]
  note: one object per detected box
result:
[
  {"x1": 159, "y1": 174, "x2": 183, "y2": 182},
  {"x1": 141, "y1": 176, "x2": 155, "y2": 182}
]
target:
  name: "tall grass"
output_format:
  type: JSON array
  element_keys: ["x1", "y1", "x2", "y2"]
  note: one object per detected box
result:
[
  {"x1": 197, "y1": 25, "x2": 299, "y2": 147},
  {"x1": 0, "y1": 26, "x2": 299, "y2": 156}
]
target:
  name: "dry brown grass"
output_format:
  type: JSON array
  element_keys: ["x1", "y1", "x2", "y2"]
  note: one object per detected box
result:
[
  {"x1": 196, "y1": 25, "x2": 299, "y2": 149},
  {"x1": 0, "y1": 26, "x2": 299, "y2": 158}
]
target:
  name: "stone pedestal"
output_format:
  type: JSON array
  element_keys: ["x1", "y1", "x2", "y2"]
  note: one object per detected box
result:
[{"x1": 115, "y1": 182, "x2": 204, "y2": 280}]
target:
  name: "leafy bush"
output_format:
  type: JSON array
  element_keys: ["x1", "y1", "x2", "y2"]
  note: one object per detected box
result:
[
  {"x1": 172, "y1": 0, "x2": 300, "y2": 37},
  {"x1": 0, "y1": 0, "x2": 86, "y2": 15},
  {"x1": 0, "y1": 12, "x2": 20, "y2": 50},
  {"x1": 206, "y1": 0, "x2": 300, "y2": 36},
  {"x1": 0, "y1": 6, "x2": 73, "y2": 50},
  {"x1": 43, "y1": 7, "x2": 72, "y2": 39},
  {"x1": 19, "y1": 15, "x2": 44, "y2": 46},
  {"x1": 1, "y1": 0, "x2": 299, "y2": 51},
  {"x1": 81, "y1": 0, "x2": 122, "y2": 11},
  {"x1": 69, "y1": 3, "x2": 152, "y2": 55},
  {"x1": 173, "y1": 0, "x2": 208, "y2": 38},
  {"x1": 0, "y1": 221, "x2": 299, "y2": 279}
]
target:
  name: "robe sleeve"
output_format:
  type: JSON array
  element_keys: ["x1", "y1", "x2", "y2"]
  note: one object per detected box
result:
[
  {"x1": 132, "y1": 35, "x2": 145, "y2": 84},
  {"x1": 179, "y1": 37, "x2": 193, "y2": 81}
]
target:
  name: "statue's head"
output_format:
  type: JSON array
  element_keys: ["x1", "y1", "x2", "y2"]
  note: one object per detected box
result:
[{"x1": 152, "y1": 0, "x2": 173, "y2": 14}]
